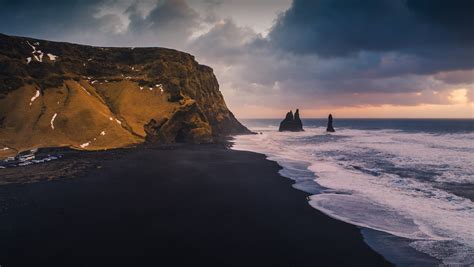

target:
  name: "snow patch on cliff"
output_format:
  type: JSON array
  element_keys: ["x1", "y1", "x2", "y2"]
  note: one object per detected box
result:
[
  {"x1": 50, "y1": 113, "x2": 57, "y2": 130},
  {"x1": 26, "y1": 41, "x2": 56, "y2": 63},
  {"x1": 156, "y1": 84, "x2": 164, "y2": 94},
  {"x1": 80, "y1": 142, "x2": 90, "y2": 148},
  {"x1": 47, "y1": 53, "x2": 58, "y2": 61},
  {"x1": 30, "y1": 90, "x2": 40, "y2": 106}
]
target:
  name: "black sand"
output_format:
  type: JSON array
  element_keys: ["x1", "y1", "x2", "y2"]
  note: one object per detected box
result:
[{"x1": 0, "y1": 145, "x2": 392, "y2": 266}]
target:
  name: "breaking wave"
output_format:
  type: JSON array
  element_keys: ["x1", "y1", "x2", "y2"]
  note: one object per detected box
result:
[{"x1": 232, "y1": 122, "x2": 474, "y2": 265}]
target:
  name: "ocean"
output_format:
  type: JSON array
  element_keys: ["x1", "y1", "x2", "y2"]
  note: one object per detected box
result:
[{"x1": 233, "y1": 119, "x2": 474, "y2": 266}]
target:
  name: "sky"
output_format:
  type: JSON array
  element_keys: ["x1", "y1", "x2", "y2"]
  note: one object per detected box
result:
[{"x1": 0, "y1": 0, "x2": 473, "y2": 118}]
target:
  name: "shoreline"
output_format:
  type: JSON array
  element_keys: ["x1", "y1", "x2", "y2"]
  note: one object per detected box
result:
[
  {"x1": 231, "y1": 141, "x2": 442, "y2": 266},
  {"x1": 233, "y1": 125, "x2": 462, "y2": 266},
  {"x1": 0, "y1": 144, "x2": 392, "y2": 266}
]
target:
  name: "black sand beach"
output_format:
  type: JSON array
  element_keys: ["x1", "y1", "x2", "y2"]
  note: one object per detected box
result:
[{"x1": 0, "y1": 145, "x2": 392, "y2": 266}]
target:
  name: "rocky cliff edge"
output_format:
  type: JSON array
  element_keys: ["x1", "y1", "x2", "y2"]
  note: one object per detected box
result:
[{"x1": 0, "y1": 33, "x2": 250, "y2": 158}]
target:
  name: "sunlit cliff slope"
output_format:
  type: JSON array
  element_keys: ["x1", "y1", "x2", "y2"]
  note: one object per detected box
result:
[{"x1": 0, "y1": 34, "x2": 249, "y2": 158}]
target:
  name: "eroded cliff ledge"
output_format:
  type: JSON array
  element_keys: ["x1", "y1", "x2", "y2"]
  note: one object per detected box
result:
[{"x1": 0, "y1": 33, "x2": 250, "y2": 157}]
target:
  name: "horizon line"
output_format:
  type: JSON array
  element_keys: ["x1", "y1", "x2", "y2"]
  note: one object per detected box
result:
[{"x1": 238, "y1": 117, "x2": 474, "y2": 120}]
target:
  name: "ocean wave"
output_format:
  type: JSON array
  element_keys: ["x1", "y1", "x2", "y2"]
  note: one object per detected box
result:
[
  {"x1": 232, "y1": 126, "x2": 474, "y2": 265},
  {"x1": 0, "y1": 149, "x2": 62, "y2": 169}
]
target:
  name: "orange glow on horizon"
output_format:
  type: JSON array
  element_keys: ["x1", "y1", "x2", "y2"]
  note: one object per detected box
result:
[{"x1": 232, "y1": 103, "x2": 474, "y2": 119}]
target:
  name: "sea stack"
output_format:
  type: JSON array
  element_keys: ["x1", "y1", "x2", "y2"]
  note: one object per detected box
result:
[
  {"x1": 279, "y1": 109, "x2": 304, "y2": 132},
  {"x1": 326, "y1": 114, "x2": 335, "y2": 132}
]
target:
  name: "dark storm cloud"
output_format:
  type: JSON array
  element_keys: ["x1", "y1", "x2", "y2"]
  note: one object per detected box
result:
[
  {"x1": 0, "y1": 0, "x2": 108, "y2": 39},
  {"x1": 0, "y1": 0, "x2": 203, "y2": 47},
  {"x1": 207, "y1": 0, "x2": 471, "y2": 109},
  {"x1": 124, "y1": 0, "x2": 200, "y2": 47},
  {"x1": 269, "y1": 0, "x2": 474, "y2": 57},
  {"x1": 191, "y1": 19, "x2": 258, "y2": 63},
  {"x1": 266, "y1": 0, "x2": 474, "y2": 81},
  {"x1": 126, "y1": 0, "x2": 198, "y2": 35}
]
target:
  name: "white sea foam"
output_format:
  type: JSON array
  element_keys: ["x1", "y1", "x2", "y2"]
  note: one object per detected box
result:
[
  {"x1": 232, "y1": 126, "x2": 474, "y2": 265},
  {"x1": 2, "y1": 152, "x2": 61, "y2": 169}
]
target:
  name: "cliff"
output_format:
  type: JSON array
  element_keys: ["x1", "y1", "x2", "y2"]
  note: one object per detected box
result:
[{"x1": 0, "y1": 33, "x2": 250, "y2": 158}]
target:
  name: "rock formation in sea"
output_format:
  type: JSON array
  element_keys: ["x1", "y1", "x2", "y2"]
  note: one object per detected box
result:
[
  {"x1": 279, "y1": 109, "x2": 304, "y2": 132},
  {"x1": 0, "y1": 33, "x2": 250, "y2": 158},
  {"x1": 326, "y1": 114, "x2": 335, "y2": 132}
]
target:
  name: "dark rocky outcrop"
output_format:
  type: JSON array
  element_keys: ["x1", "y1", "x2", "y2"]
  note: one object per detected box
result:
[
  {"x1": 326, "y1": 114, "x2": 335, "y2": 132},
  {"x1": 279, "y1": 109, "x2": 304, "y2": 132},
  {"x1": 0, "y1": 33, "x2": 250, "y2": 157},
  {"x1": 144, "y1": 99, "x2": 213, "y2": 144},
  {"x1": 294, "y1": 109, "x2": 303, "y2": 130}
]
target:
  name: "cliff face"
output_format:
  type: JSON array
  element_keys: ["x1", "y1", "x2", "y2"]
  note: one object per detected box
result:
[{"x1": 0, "y1": 34, "x2": 250, "y2": 157}]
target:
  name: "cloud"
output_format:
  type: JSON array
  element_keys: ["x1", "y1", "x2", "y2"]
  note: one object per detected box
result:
[
  {"x1": 265, "y1": 0, "x2": 474, "y2": 83},
  {"x1": 434, "y1": 70, "x2": 474, "y2": 85},
  {"x1": 0, "y1": 0, "x2": 205, "y2": 48},
  {"x1": 197, "y1": 0, "x2": 474, "y2": 110},
  {"x1": 190, "y1": 19, "x2": 258, "y2": 64},
  {"x1": 0, "y1": 0, "x2": 472, "y2": 116},
  {"x1": 269, "y1": 0, "x2": 474, "y2": 56},
  {"x1": 125, "y1": 0, "x2": 200, "y2": 47},
  {"x1": 0, "y1": 0, "x2": 122, "y2": 38},
  {"x1": 188, "y1": 18, "x2": 470, "y2": 108}
]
